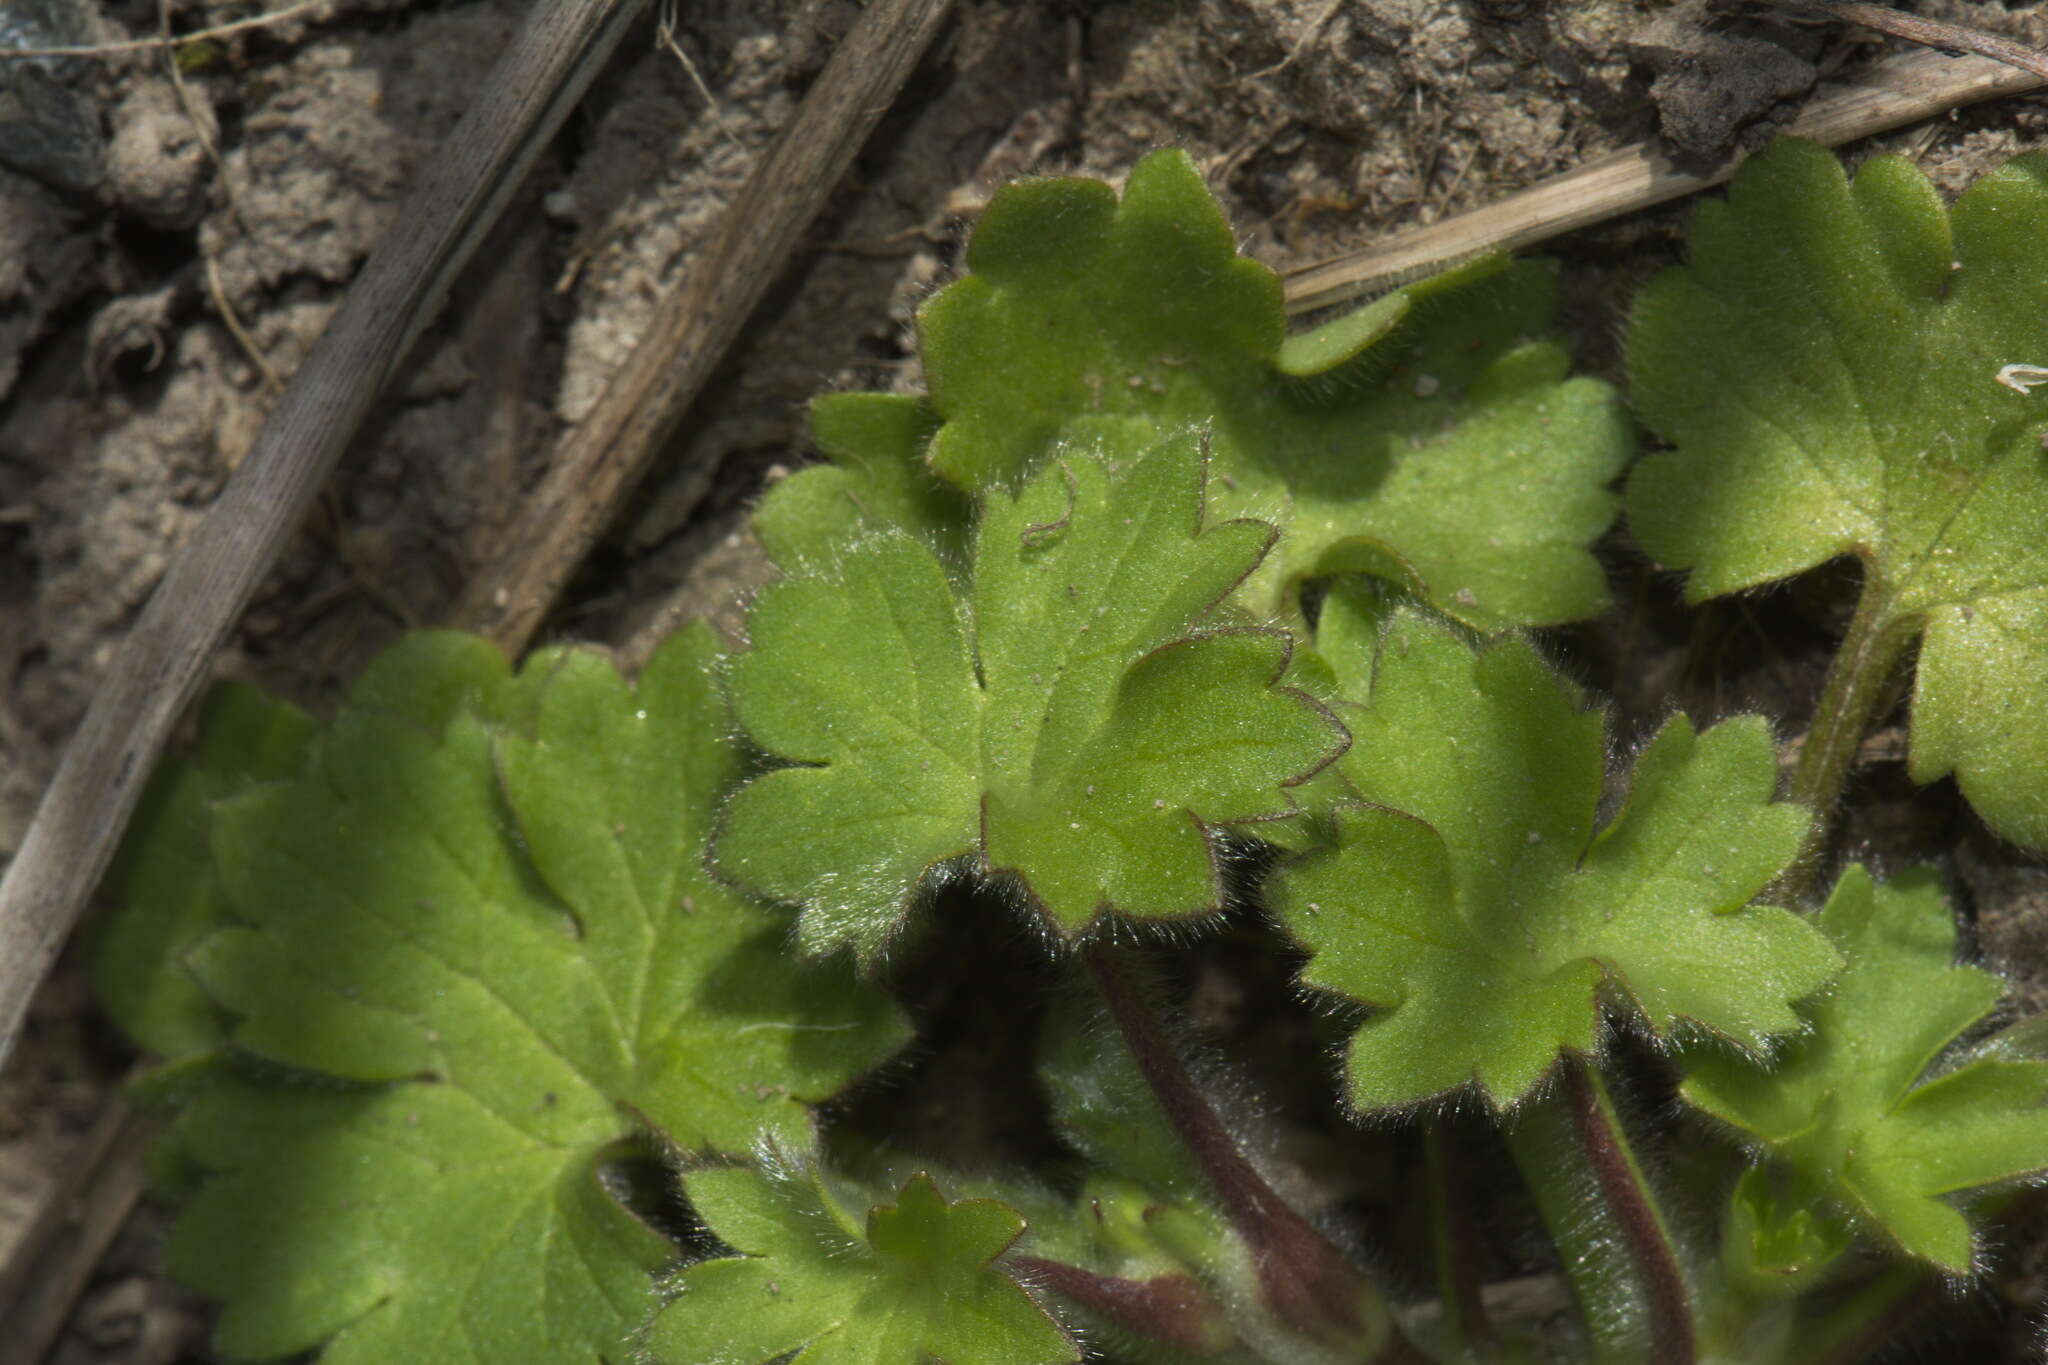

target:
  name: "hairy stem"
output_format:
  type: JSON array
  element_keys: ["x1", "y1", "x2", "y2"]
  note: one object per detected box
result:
[
  {"x1": 1082, "y1": 945, "x2": 1413, "y2": 1360},
  {"x1": 1423, "y1": 1123, "x2": 1496, "y2": 1353},
  {"x1": 1013, "y1": 1257, "x2": 1236, "y2": 1354},
  {"x1": 1508, "y1": 1058, "x2": 1694, "y2": 1365},
  {"x1": 1565, "y1": 1063, "x2": 1693, "y2": 1365},
  {"x1": 1782, "y1": 576, "x2": 1915, "y2": 900}
]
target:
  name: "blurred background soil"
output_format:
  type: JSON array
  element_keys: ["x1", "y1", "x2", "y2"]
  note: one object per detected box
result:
[{"x1": 0, "y1": 1, "x2": 2046, "y2": 1360}]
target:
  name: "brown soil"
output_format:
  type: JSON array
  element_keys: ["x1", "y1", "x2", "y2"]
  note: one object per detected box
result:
[{"x1": 1, "y1": 1, "x2": 2046, "y2": 1361}]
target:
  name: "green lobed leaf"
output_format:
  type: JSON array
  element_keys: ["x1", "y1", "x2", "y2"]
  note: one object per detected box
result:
[
  {"x1": 93, "y1": 681, "x2": 316, "y2": 1061},
  {"x1": 1682, "y1": 865, "x2": 2048, "y2": 1274},
  {"x1": 1627, "y1": 138, "x2": 2048, "y2": 847},
  {"x1": 169, "y1": 1077, "x2": 677, "y2": 1364},
  {"x1": 1270, "y1": 599, "x2": 1838, "y2": 1110},
  {"x1": 140, "y1": 625, "x2": 907, "y2": 1364},
  {"x1": 904, "y1": 148, "x2": 1630, "y2": 629},
  {"x1": 649, "y1": 1163, "x2": 1078, "y2": 1365},
  {"x1": 753, "y1": 393, "x2": 971, "y2": 571},
  {"x1": 93, "y1": 632, "x2": 541, "y2": 1067},
  {"x1": 343, "y1": 629, "x2": 549, "y2": 733},
  {"x1": 717, "y1": 430, "x2": 1346, "y2": 960}
]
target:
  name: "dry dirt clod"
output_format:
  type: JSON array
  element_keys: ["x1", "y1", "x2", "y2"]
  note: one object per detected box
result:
[
  {"x1": 103, "y1": 78, "x2": 211, "y2": 228},
  {"x1": 0, "y1": 64, "x2": 100, "y2": 196},
  {"x1": 1626, "y1": 0, "x2": 1821, "y2": 160},
  {"x1": 84, "y1": 276, "x2": 183, "y2": 386}
]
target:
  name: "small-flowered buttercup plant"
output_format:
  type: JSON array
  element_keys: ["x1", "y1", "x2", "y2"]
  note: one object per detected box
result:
[{"x1": 96, "y1": 139, "x2": 2048, "y2": 1364}]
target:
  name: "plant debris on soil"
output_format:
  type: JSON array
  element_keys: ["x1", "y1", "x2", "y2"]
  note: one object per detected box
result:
[{"x1": 2, "y1": 1, "x2": 2046, "y2": 1361}]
